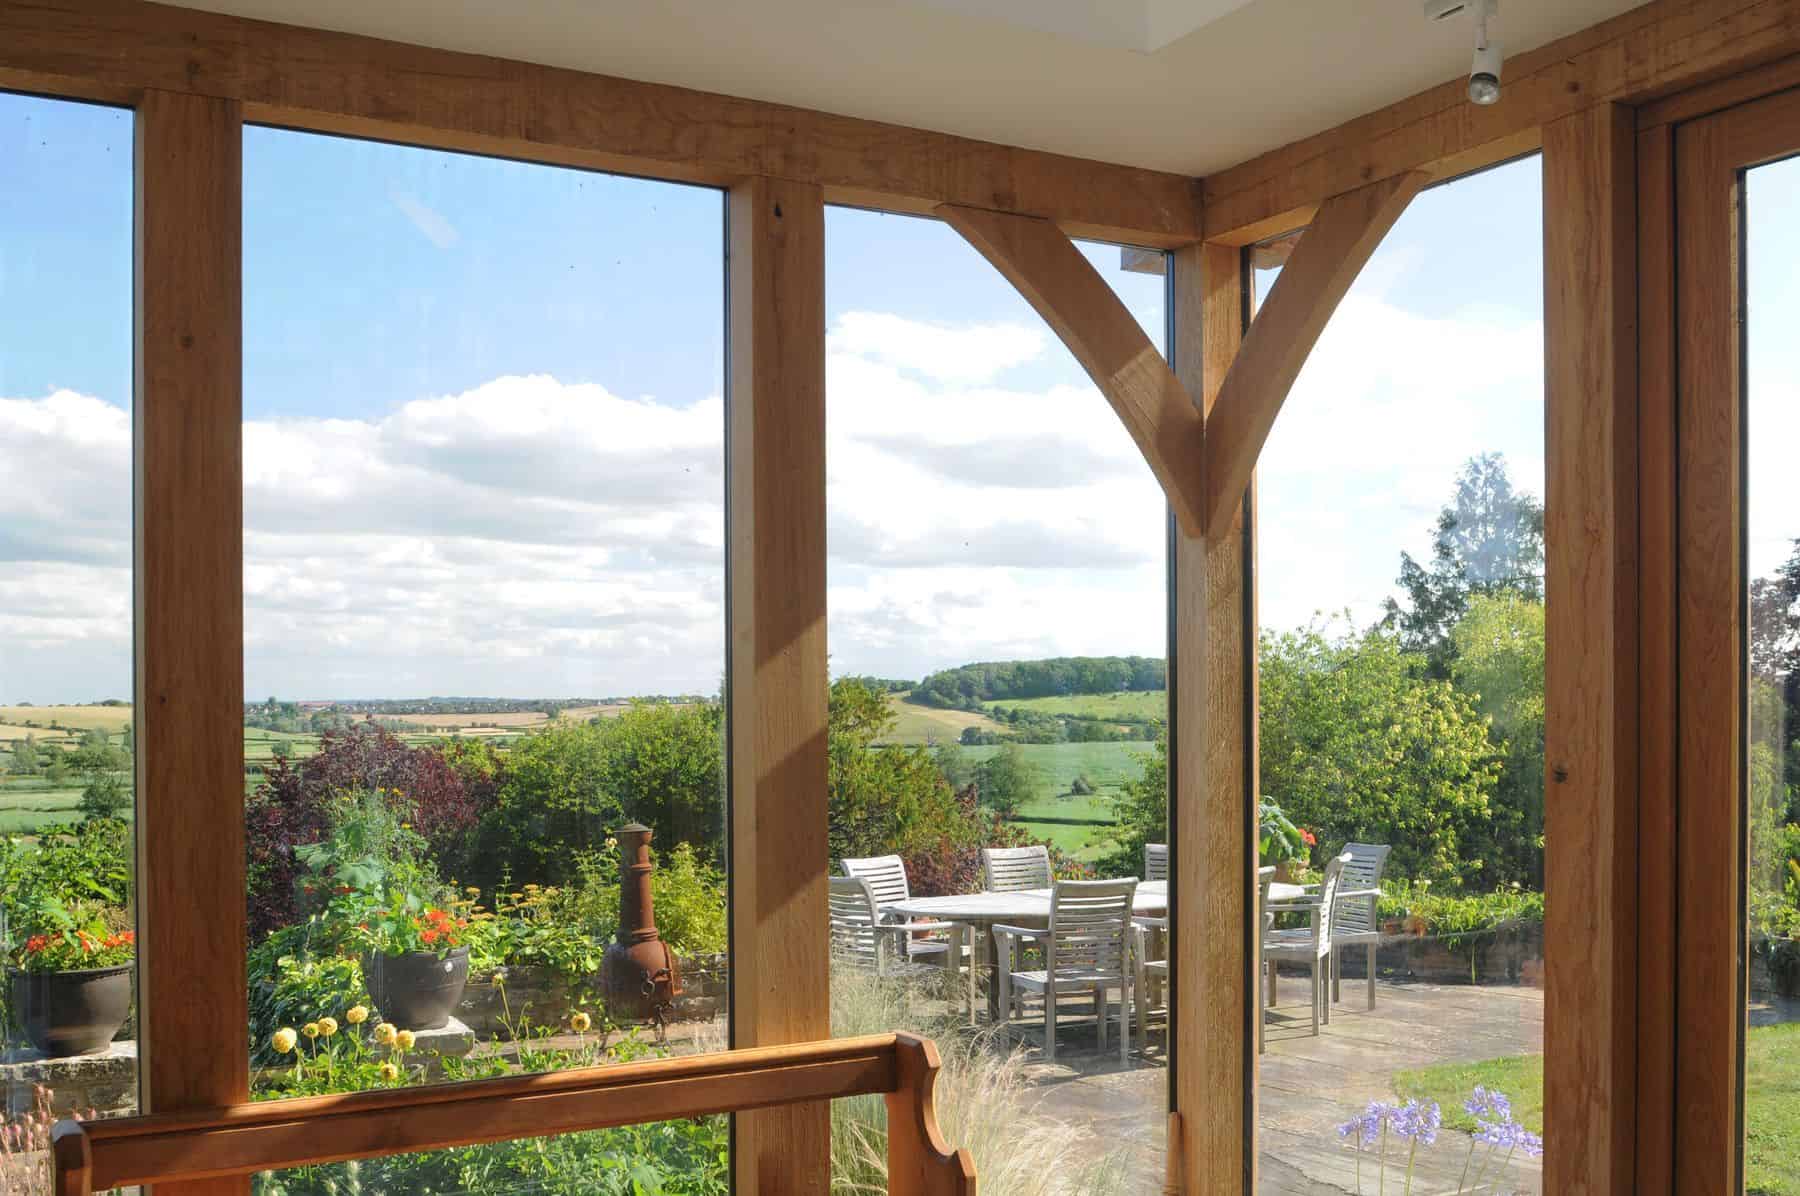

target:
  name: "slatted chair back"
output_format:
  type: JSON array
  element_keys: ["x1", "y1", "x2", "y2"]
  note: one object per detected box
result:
[
  {"x1": 1315, "y1": 852, "x2": 1353, "y2": 945},
  {"x1": 981, "y1": 844, "x2": 1050, "y2": 892},
  {"x1": 1046, "y1": 878, "x2": 1137, "y2": 975},
  {"x1": 1144, "y1": 842, "x2": 1169, "y2": 882},
  {"x1": 842, "y1": 854, "x2": 913, "y2": 912},
  {"x1": 829, "y1": 877, "x2": 883, "y2": 969},
  {"x1": 1333, "y1": 842, "x2": 1391, "y2": 935}
]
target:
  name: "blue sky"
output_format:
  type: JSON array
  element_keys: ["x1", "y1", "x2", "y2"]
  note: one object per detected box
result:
[{"x1": 2, "y1": 89, "x2": 1576, "y2": 704}]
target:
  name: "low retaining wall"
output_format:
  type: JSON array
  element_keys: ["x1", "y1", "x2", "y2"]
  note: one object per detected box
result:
[
  {"x1": 1272, "y1": 921, "x2": 1546, "y2": 988},
  {"x1": 5, "y1": 951, "x2": 730, "y2": 1121}
]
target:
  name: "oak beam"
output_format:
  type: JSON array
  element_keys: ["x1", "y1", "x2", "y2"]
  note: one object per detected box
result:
[
  {"x1": 726, "y1": 175, "x2": 831, "y2": 1196},
  {"x1": 1202, "y1": 0, "x2": 1800, "y2": 244},
  {"x1": 1541, "y1": 103, "x2": 1639, "y2": 1196},
  {"x1": 938, "y1": 203, "x2": 1207, "y2": 537},
  {"x1": 0, "y1": 0, "x2": 1201, "y2": 248},
  {"x1": 1199, "y1": 171, "x2": 1425, "y2": 540},
  {"x1": 133, "y1": 87, "x2": 248, "y2": 1196},
  {"x1": 1170, "y1": 240, "x2": 1253, "y2": 1194}
]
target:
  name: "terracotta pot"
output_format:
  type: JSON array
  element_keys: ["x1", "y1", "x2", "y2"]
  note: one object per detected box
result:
[
  {"x1": 364, "y1": 947, "x2": 470, "y2": 1030},
  {"x1": 9, "y1": 965, "x2": 133, "y2": 1057}
]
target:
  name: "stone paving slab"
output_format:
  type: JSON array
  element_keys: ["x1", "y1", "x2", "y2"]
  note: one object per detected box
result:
[{"x1": 1008, "y1": 979, "x2": 1545, "y2": 1194}]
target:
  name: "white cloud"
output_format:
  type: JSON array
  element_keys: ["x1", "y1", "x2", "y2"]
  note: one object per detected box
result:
[
  {"x1": 1256, "y1": 292, "x2": 1545, "y2": 635},
  {"x1": 829, "y1": 311, "x2": 1047, "y2": 384},
  {"x1": 0, "y1": 339, "x2": 1171, "y2": 700}
]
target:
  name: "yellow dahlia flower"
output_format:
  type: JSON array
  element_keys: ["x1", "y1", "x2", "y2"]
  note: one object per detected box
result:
[
  {"x1": 378, "y1": 1062, "x2": 400, "y2": 1082},
  {"x1": 374, "y1": 1022, "x2": 398, "y2": 1046},
  {"x1": 317, "y1": 1016, "x2": 338, "y2": 1038},
  {"x1": 345, "y1": 1005, "x2": 369, "y2": 1025},
  {"x1": 270, "y1": 1028, "x2": 298, "y2": 1055},
  {"x1": 395, "y1": 1029, "x2": 416, "y2": 1051},
  {"x1": 570, "y1": 1012, "x2": 592, "y2": 1034},
  {"x1": 301, "y1": 1022, "x2": 320, "y2": 1040}
]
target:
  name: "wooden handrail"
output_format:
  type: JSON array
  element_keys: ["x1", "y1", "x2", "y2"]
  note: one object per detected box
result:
[{"x1": 51, "y1": 1032, "x2": 976, "y2": 1195}]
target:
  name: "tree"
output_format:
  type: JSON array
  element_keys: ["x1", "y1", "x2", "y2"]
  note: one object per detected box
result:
[
  {"x1": 9, "y1": 735, "x2": 39, "y2": 776},
  {"x1": 828, "y1": 678, "x2": 973, "y2": 863},
  {"x1": 972, "y1": 743, "x2": 1043, "y2": 820},
  {"x1": 1450, "y1": 593, "x2": 1547, "y2": 886},
  {"x1": 1383, "y1": 453, "x2": 1544, "y2": 675},
  {"x1": 1260, "y1": 621, "x2": 1503, "y2": 887},
  {"x1": 79, "y1": 772, "x2": 131, "y2": 821},
  {"x1": 933, "y1": 740, "x2": 976, "y2": 790}
]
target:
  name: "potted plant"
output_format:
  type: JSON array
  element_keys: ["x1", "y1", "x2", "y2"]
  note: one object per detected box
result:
[
  {"x1": 7, "y1": 898, "x2": 135, "y2": 1056},
  {"x1": 356, "y1": 901, "x2": 471, "y2": 1030},
  {"x1": 1258, "y1": 798, "x2": 1315, "y2": 882}
]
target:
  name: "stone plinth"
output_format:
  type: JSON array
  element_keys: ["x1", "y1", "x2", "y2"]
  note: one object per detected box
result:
[{"x1": 0, "y1": 1040, "x2": 137, "y2": 1118}]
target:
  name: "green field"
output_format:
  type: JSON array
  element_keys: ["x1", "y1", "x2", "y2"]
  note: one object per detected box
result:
[
  {"x1": 961, "y1": 740, "x2": 1149, "y2": 865},
  {"x1": 0, "y1": 776, "x2": 131, "y2": 834},
  {"x1": 981, "y1": 689, "x2": 1167, "y2": 723}
]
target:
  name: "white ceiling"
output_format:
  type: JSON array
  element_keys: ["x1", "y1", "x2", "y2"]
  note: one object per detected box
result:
[{"x1": 171, "y1": 0, "x2": 1648, "y2": 176}]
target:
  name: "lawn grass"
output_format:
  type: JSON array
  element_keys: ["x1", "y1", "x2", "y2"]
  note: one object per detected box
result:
[
  {"x1": 1014, "y1": 818, "x2": 1118, "y2": 863},
  {"x1": 1391, "y1": 1022, "x2": 1799, "y2": 1194},
  {"x1": 981, "y1": 690, "x2": 1167, "y2": 723},
  {"x1": 1391, "y1": 1052, "x2": 1546, "y2": 1134}
]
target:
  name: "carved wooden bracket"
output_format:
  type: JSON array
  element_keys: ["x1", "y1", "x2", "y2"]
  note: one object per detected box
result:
[
  {"x1": 1199, "y1": 170, "x2": 1428, "y2": 539},
  {"x1": 938, "y1": 202, "x2": 1209, "y2": 537}
]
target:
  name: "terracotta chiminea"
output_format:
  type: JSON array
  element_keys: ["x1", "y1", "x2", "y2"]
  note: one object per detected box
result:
[{"x1": 601, "y1": 822, "x2": 681, "y2": 1026}]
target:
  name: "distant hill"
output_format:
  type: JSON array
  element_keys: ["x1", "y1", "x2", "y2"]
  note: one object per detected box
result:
[{"x1": 909, "y1": 656, "x2": 1165, "y2": 710}]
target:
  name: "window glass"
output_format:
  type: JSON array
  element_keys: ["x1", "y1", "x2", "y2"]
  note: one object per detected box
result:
[
  {"x1": 1255, "y1": 158, "x2": 1547, "y2": 1194},
  {"x1": 825, "y1": 208, "x2": 1170, "y2": 1191},
  {"x1": 0, "y1": 91, "x2": 138, "y2": 1166},
  {"x1": 241, "y1": 127, "x2": 729, "y2": 1193},
  {"x1": 1743, "y1": 152, "x2": 1800, "y2": 1196}
]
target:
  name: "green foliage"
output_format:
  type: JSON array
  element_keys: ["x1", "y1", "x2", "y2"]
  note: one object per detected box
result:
[
  {"x1": 77, "y1": 772, "x2": 131, "y2": 821},
  {"x1": 1069, "y1": 774, "x2": 1095, "y2": 796},
  {"x1": 933, "y1": 740, "x2": 976, "y2": 789},
  {"x1": 1258, "y1": 799, "x2": 1308, "y2": 864},
  {"x1": 251, "y1": 998, "x2": 728, "y2": 1195},
  {"x1": 8, "y1": 735, "x2": 38, "y2": 776},
  {"x1": 472, "y1": 703, "x2": 723, "y2": 890},
  {"x1": 828, "y1": 678, "x2": 973, "y2": 863},
  {"x1": 1451, "y1": 593, "x2": 1547, "y2": 887},
  {"x1": 1382, "y1": 452, "x2": 1545, "y2": 676},
  {"x1": 9, "y1": 897, "x2": 133, "y2": 971},
  {"x1": 1260, "y1": 621, "x2": 1503, "y2": 887},
  {"x1": 249, "y1": 926, "x2": 370, "y2": 1065},
  {"x1": 972, "y1": 743, "x2": 1043, "y2": 818},
  {"x1": 0, "y1": 819, "x2": 131, "y2": 920},
  {"x1": 911, "y1": 656, "x2": 1165, "y2": 709}
]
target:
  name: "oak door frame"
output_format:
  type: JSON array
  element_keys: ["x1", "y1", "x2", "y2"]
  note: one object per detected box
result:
[{"x1": 1662, "y1": 82, "x2": 1800, "y2": 1195}]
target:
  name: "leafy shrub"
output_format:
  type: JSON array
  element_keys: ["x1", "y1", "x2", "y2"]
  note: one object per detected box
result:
[
  {"x1": 471, "y1": 703, "x2": 723, "y2": 892},
  {"x1": 246, "y1": 724, "x2": 486, "y2": 939},
  {"x1": 1069, "y1": 774, "x2": 1095, "y2": 796}
]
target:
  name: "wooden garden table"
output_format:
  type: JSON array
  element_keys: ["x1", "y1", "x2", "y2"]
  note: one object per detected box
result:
[{"x1": 890, "y1": 881, "x2": 1167, "y2": 1022}]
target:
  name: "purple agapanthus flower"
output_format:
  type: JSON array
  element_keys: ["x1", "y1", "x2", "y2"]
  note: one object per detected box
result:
[
  {"x1": 1392, "y1": 1099, "x2": 1441, "y2": 1146},
  {"x1": 1338, "y1": 1101, "x2": 1392, "y2": 1147},
  {"x1": 1463, "y1": 1085, "x2": 1514, "y2": 1123}
]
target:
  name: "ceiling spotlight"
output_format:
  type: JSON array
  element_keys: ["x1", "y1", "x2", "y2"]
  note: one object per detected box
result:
[{"x1": 1425, "y1": 0, "x2": 1503, "y2": 106}]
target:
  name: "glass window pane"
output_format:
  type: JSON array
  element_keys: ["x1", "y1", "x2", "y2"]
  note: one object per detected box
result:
[
  {"x1": 1744, "y1": 153, "x2": 1800, "y2": 1196},
  {"x1": 241, "y1": 124, "x2": 727, "y2": 1158},
  {"x1": 825, "y1": 207, "x2": 1170, "y2": 1191},
  {"x1": 0, "y1": 91, "x2": 138, "y2": 1160},
  {"x1": 1256, "y1": 157, "x2": 1546, "y2": 1194}
]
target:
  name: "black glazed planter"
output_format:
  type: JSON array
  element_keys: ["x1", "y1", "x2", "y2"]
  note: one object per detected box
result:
[
  {"x1": 364, "y1": 947, "x2": 469, "y2": 1030},
  {"x1": 9, "y1": 965, "x2": 133, "y2": 1057}
]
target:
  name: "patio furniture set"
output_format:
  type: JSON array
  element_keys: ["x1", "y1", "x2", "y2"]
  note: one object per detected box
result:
[{"x1": 828, "y1": 842, "x2": 1392, "y2": 1061}]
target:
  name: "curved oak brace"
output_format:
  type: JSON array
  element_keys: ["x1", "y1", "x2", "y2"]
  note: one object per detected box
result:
[
  {"x1": 938, "y1": 202, "x2": 1208, "y2": 537},
  {"x1": 1200, "y1": 170, "x2": 1428, "y2": 539},
  {"x1": 885, "y1": 1033, "x2": 979, "y2": 1195}
]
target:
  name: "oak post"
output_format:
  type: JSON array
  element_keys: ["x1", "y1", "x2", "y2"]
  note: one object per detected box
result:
[
  {"x1": 1170, "y1": 240, "x2": 1253, "y2": 1194},
  {"x1": 133, "y1": 87, "x2": 249, "y2": 1196},
  {"x1": 726, "y1": 174, "x2": 831, "y2": 1194},
  {"x1": 1541, "y1": 102, "x2": 1639, "y2": 1196}
]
